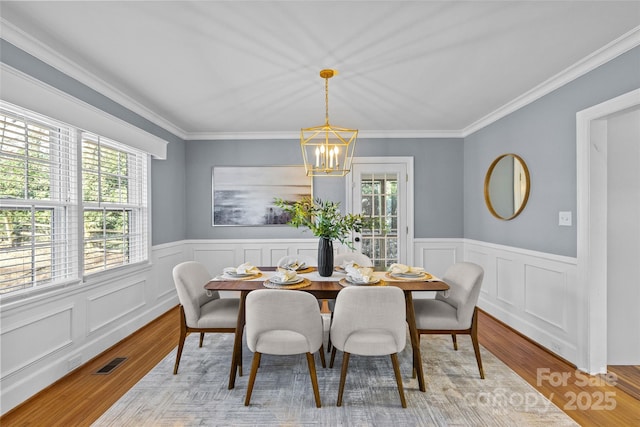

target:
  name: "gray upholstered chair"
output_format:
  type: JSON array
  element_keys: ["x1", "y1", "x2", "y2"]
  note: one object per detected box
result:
[
  {"x1": 413, "y1": 262, "x2": 485, "y2": 379},
  {"x1": 325, "y1": 252, "x2": 374, "y2": 351},
  {"x1": 244, "y1": 289, "x2": 326, "y2": 407},
  {"x1": 172, "y1": 261, "x2": 240, "y2": 375},
  {"x1": 329, "y1": 286, "x2": 407, "y2": 408},
  {"x1": 334, "y1": 252, "x2": 373, "y2": 269}
]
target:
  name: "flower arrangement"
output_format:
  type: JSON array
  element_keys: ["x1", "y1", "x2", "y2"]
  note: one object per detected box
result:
[{"x1": 274, "y1": 196, "x2": 367, "y2": 248}]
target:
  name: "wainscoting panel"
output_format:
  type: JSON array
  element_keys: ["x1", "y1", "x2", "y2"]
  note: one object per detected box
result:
[
  {"x1": 495, "y1": 256, "x2": 520, "y2": 307},
  {"x1": 413, "y1": 239, "x2": 463, "y2": 278},
  {"x1": 86, "y1": 280, "x2": 146, "y2": 335},
  {"x1": 152, "y1": 246, "x2": 187, "y2": 301},
  {"x1": 523, "y1": 264, "x2": 567, "y2": 330},
  {"x1": 464, "y1": 239, "x2": 578, "y2": 364},
  {"x1": 1, "y1": 305, "x2": 73, "y2": 377}
]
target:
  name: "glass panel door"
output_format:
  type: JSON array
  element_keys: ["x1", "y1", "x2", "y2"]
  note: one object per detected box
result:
[{"x1": 349, "y1": 161, "x2": 409, "y2": 269}]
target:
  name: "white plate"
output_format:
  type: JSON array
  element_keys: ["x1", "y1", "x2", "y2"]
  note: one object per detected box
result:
[
  {"x1": 346, "y1": 276, "x2": 380, "y2": 285},
  {"x1": 392, "y1": 272, "x2": 425, "y2": 278},
  {"x1": 223, "y1": 271, "x2": 255, "y2": 278},
  {"x1": 269, "y1": 276, "x2": 304, "y2": 285}
]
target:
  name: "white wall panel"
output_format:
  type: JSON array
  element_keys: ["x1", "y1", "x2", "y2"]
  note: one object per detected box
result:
[
  {"x1": 1, "y1": 306, "x2": 73, "y2": 377},
  {"x1": 86, "y1": 280, "x2": 146, "y2": 334},
  {"x1": 496, "y1": 257, "x2": 520, "y2": 306},
  {"x1": 152, "y1": 248, "x2": 186, "y2": 300},
  {"x1": 524, "y1": 264, "x2": 567, "y2": 330},
  {"x1": 466, "y1": 239, "x2": 578, "y2": 364}
]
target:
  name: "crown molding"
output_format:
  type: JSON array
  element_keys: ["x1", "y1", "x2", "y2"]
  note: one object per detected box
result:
[
  {"x1": 185, "y1": 129, "x2": 464, "y2": 141},
  {"x1": 2, "y1": 16, "x2": 638, "y2": 142},
  {"x1": 0, "y1": 18, "x2": 188, "y2": 140},
  {"x1": 462, "y1": 25, "x2": 640, "y2": 137}
]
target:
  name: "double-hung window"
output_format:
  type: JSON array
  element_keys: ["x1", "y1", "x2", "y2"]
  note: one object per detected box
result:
[
  {"x1": 0, "y1": 101, "x2": 148, "y2": 295},
  {"x1": 81, "y1": 133, "x2": 147, "y2": 275}
]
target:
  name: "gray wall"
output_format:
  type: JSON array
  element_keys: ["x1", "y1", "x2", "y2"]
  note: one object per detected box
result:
[
  {"x1": 184, "y1": 138, "x2": 464, "y2": 239},
  {"x1": 152, "y1": 140, "x2": 187, "y2": 245},
  {"x1": 1, "y1": 39, "x2": 187, "y2": 246},
  {"x1": 464, "y1": 46, "x2": 640, "y2": 257}
]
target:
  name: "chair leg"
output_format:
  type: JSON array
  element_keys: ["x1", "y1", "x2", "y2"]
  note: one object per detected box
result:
[
  {"x1": 471, "y1": 309, "x2": 485, "y2": 379},
  {"x1": 330, "y1": 346, "x2": 337, "y2": 368},
  {"x1": 306, "y1": 352, "x2": 322, "y2": 408},
  {"x1": 244, "y1": 352, "x2": 262, "y2": 406},
  {"x1": 337, "y1": 352, "x2": 350, "y2": 407},
  {"x1": 391, "y1": 353, "x2": 407, "y2": 408},
  {"x1": 199, "y1": 332, "x2": 205, "y2": 348},
  {"x1": 451, "y1": 333, "x2": 458, "y2": 350},
  {"x1": 412, "y1": 334, "x2": 420, "y2": 379},
  {"x1": 173, "y1": 309, "x2": 187, "y2": 375},
  {"x1": 318, "y1": 344, "x2": 326, "y2": 368}
]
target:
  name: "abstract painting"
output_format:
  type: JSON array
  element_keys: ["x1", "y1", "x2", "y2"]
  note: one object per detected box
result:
[{"x1": 212, "y1": 166, "x2": 312, "y2": 226}]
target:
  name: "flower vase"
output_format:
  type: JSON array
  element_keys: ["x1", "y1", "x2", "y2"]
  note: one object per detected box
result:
[{"x1": 317, "y1": 237, "x2": 334, "y2": 277}]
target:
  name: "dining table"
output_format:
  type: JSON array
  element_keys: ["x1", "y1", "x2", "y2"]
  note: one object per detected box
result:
[{"x1": 204, "y1": 266, "x2": 449, "y2": 393}]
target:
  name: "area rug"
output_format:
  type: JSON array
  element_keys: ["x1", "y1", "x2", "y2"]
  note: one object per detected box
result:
[{"x1": 94, "y1": 322, "x2": 578, "y2": 426}]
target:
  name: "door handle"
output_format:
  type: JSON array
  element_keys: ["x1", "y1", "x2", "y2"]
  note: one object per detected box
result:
[{"x1": 354, "y1": 237, "x2": 360, "y2": 242}]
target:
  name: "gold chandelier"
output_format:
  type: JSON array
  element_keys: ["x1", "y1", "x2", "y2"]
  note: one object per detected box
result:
[{"x1": 300, "y1": 69, "x2": 358, "y2": 177}]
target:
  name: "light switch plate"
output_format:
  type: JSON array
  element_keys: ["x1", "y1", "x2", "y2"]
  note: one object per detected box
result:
[{"x1": 559, "y1": 211, "x2": 572, "y2": 226}]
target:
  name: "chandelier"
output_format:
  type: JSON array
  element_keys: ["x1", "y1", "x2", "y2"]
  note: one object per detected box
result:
[{"x1": 300, "y1": 69, "x2": 358, "y2": 177}]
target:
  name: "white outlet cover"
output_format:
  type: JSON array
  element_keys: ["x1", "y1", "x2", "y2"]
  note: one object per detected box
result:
[{"x1": 559, "y1": 211, "x2": 572, "y2": 226}]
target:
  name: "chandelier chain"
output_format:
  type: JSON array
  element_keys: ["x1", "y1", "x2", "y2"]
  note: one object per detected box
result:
[{"x1": 325, "y1": 76, "x2": 330, "y2": 125}]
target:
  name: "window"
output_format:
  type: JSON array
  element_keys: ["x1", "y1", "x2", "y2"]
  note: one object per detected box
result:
[
  {"x1": 81, "y1": 134, "x2": 147, "y2": 275},
  {"x1": 0, "y1": 101, "x2": 148, "y2": 294}
]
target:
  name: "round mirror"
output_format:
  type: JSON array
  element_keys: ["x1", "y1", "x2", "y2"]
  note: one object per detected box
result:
[{"x1": 484, "y1": 153, "x2": 530, "y2": 220}]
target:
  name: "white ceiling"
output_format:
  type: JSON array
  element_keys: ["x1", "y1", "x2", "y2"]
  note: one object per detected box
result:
[{"x1": 1, "y1": 1, "x2": 639, "y2": 140}]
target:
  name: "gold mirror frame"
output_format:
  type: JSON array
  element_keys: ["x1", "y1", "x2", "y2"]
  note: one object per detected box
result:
[{"x1": 484, "y1": 153, "x2": 530, "y2": 220}]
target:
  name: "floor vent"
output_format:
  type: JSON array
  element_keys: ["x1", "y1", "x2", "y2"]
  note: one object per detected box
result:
[{"x1": 95, "y1": 357, "x2": 127, "y2": 374}]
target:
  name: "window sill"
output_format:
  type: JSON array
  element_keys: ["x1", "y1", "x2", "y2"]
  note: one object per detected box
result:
[{"x1": 0, "y1": 261, "x2": 153, "y2": 310}]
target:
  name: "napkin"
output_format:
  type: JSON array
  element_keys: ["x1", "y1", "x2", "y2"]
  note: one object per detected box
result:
[
  {"x1": 345, "y1": 265, "x2": 374, "y2": 283},
  {"x1": 388, "y1": 263, "x2": 424, "y2": 275},
  {"x1": 224, "y1": 262, "x2": 259, "y2": 275},
  {"x1": 273, "y1": 268, "x2": 298, "y2": 283},
  {"x1": 340, "y1": 260, "x2": 360, "y2": 269},
  {"x1": 282, "y1": 260, "x2": 306, "y2": 270}
]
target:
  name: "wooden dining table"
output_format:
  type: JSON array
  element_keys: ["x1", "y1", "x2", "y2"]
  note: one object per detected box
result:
[{"x1": 204, "y1": 268, "x2": 449, "y2": 393}]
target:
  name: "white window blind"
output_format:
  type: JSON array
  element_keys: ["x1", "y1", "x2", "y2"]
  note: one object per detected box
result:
[
  {"x1": 0, "y1": 100, "x2": 149, "y2": 294},
  {"x1": 81, "y1": 133, "x2": 148, "y2": 276},
  {"x1": 0, "y1": 103, "x2": 78, "y2": 293}
]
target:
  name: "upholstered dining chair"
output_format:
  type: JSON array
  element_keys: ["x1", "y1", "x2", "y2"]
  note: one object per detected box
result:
[
  {"x1": 172, "y1": 261, "x2": 240, "y2": 375},
  {"x1": 334, "y1": 252, "x2": 373, "y2": 269},
  {"x1": 329, "y1": 286, "x2": 408, "y2": 408},
  {"x1": 244, "y1": 289, "x2": 326, "y2": 407},
  {"x1": 413, "y1": 262, "x2": 485, "y2": 379},
  {"x1": 324, "y1": 252, "x2": 374, "y2": 352}
]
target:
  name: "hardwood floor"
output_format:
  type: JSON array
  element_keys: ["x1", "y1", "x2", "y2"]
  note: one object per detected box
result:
[{"x1": 1, "y1": 306, "x2": 638, "y2": 426}]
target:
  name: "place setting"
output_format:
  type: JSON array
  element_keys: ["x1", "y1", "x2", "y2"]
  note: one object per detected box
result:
[
  {"x1": 339, "y1": 265, "x2": 386, "y2": 287},
  {"x1": 385, "y1": 263, "x2": 434, "y2": 281},
  {"x1": 263, "y1": 267, "x2": 311, "y2": 289},
  {"x1": 216, "y1": 262, "x2": 262, "y2": 280},
  {"x1": 277, "y1": 259, "x2": 315, "y2": 274}
]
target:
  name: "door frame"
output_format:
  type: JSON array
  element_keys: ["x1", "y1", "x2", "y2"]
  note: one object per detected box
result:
[
  {"x1": 345, "y1": 156, "x2": 414, "y2": 266},
  {"x1": 576, "y1": 88, "x2": 640, "y2": 374}
]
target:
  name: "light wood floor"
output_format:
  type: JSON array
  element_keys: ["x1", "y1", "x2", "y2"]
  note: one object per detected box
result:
[{"x1": 1, "y1": 307, "x2": 639, "y2": 426}]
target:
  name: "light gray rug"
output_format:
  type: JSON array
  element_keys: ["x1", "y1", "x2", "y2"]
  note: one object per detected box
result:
[{"x1": 94, "y1": 323, "x2": 578, "y2": 426}]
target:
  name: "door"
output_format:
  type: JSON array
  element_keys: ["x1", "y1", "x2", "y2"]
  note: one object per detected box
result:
[{"x1": 346, "y1": 158, "x2": 413, "y2": 269}]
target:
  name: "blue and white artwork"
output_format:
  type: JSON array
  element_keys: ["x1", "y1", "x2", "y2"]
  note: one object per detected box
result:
[{"x1": 212, "y1": 166, "x2": 312, "y2": 226}]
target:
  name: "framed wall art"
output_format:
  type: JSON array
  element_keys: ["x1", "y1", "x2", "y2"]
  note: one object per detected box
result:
[{"x1": 212, "y1": 166, "x2": 312, "y2": 226}]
